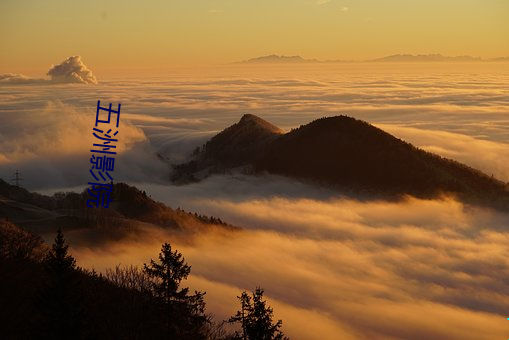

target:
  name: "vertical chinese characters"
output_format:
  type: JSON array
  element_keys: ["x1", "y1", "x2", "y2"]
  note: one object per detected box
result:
[{"x1": 87, "y1": 101, "x2": 121, "y2": 208}]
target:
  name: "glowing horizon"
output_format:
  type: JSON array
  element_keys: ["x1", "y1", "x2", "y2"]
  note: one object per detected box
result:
[{"x1": 1, "y1": 0, "x2": 508, "y2": 74}]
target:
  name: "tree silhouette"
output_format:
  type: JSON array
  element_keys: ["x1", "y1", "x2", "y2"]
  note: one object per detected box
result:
[
  {"x1": 45, "y1": 228, "x2": 76, "y2": 274},
  {"x1": 144, "y1": 242, "x2": 207, "y2": 339},
  {"x1": 1, "y1": 223, "x2": 221, "y2": 339},
  {"x1": 229, "y1": 288, "x2": 288, "y2": 340},
  {"x1": 39, "y1": 228, "x2": 84, "y2": 339}
]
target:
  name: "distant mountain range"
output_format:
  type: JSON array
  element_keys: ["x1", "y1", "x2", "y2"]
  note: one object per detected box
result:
[
  {"x1": 371, "y1": 54, "x2": 482, "y2": 62},
  {"x1": 172, "y1": 114, "x2": 509, "y2": 211},
  {"x1": 238, "y1": 54, "x2": 509, "y2": 64},
  {"x1": 238, "y1": 55, "x2": 320, "y2": 64}
]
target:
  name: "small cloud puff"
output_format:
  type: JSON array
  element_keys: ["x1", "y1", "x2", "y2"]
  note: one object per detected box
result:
[
  {"x1": 0, "y1": 56, "x2": 97, "y2": 85},
  {"x1": 47, "y1": 56, "x2": 98, "y2": 84}
]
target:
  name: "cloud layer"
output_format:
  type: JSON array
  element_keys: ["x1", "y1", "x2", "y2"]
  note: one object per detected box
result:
[
  {"x1": 0, "y1": 101, "x2": 169, "y2": 189},
  {"x1": 68, "y1": 179, "x2": 509, "y2": 340},
  {"x1": 3, "y1": 63, "x2": 509, "y2": 188},
  {"x1": 0, "y1": 73, "x2": 45, "y2": 84},
  {"x1": 2, "y1": 63, "x2": 509, "y2": 339}
]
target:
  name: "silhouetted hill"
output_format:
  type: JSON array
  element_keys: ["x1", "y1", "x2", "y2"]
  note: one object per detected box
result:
[
  {"x1": 0, "y1": 179, "x2": 56, "y2": 210},
  {"x1": 0, "y1": 180, "x2": 235, "y2": 238},
  {"x1": 172, "y1": 114, "x2": 283, "y2": 182},
  {"x1": 204, "y1": 114, "x2": 282, "y2": 165},
  {"x1": 0, "y1": 221, "x2": 211, "y2": 339},
  {"x1": 173, "y1": 115, "x2": 509, "y2": 210}
]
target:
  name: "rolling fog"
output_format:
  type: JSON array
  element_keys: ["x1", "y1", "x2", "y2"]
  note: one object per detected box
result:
[{"x1": 1, "y1": 63, "x2": 509, "y2": 339}]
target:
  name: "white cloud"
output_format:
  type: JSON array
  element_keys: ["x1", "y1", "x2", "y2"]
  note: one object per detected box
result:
[
  {"x1": 47, "y1": 55, "x2": 97, "y2": 84},
  {"x1": 0, "y1": 55, "x2": 97, "y2": 84},
  {"x1": 0, "y1": 101, "x2": 169, "y2": 189},
  {"x1": 377, "y1": 124, "x2": 509, "y2": 182}
]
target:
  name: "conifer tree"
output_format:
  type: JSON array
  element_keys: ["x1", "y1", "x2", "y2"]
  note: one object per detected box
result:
[
  {"x1": 229, "y1": 288, "x2": 288, "y2": 340},
  {"x1": 144, "y1": 242, "x2": 207, "y2": 339},
  {"x1": 40, "y1": 228, "x2": 84, "y2": 340},
  {"x1": 45, "y1": 228, "x2": 76, "y2": 274}
]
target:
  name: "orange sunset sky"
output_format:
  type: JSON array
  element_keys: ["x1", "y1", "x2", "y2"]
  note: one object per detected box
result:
[{"x1": 1, "y1": 0, "x2": 508, "y2": 75}]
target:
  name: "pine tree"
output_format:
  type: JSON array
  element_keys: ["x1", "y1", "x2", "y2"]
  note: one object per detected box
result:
[
  {"x1": 229, "y1": 288, "x2": 288, "y2": 340},
  {"x1": 230, "y1": 291, "x2": 251, "y2": 340},
  {"x1": 144, "y1": 242, "x2": 207, "y2": 339},
  {"x1": 39, "y1": 228, "x2": 84, "y2": 340},
  {"x1": 45, "y1": 228, "x2": 76, "y2": 274}
]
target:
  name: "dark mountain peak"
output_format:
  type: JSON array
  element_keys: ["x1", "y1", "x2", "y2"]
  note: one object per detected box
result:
[
  {"x1": 237, "y1": 114, "x2": 283, "y2": 134},
  {"x1": 278, "y1": 115, "x2": 397, "y2": 153},
  {"x1": 239, "y1": 113, "x2": 265, "y2": 124},
  {"x1": 172, "y1": 114, "x2": 509, "y2": 210},
  {"x1": 302, "y1": 115, "x2": 373, "y2": 131},
  {"x1": 257, "y1": 116, "x2": 509, "y2": 206},
  {"x1": 213, "y1": 114, "x2": 283, "y2": 148},
  {"x1": 191, "y1": 114, "x2": 282, "y2": 168}
]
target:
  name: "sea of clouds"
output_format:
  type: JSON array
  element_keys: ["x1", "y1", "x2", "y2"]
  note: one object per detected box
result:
[
  {"x1": 71, "y1": 190, "x2": 509, "y2": 339},
  {"x1": 1, "y1": 61, "x2": 508, "y2": 188},
  {"x1": 2, "y1": 59, "x2": 509, "y2": 339}
]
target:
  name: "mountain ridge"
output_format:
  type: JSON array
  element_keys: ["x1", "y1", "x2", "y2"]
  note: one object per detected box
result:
[
  {"x1": 0, "y1": 179, "x2": 236, "y2": 239},
  {"x1": 172, "y1": 114, "x2": 283, "y2": 181},
  {"x1": 172, "y1": 114, "x2": 509, "y2": 210},
  {"x1": 237, "y1": 54, "x2": 509, "y2": 64}
]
